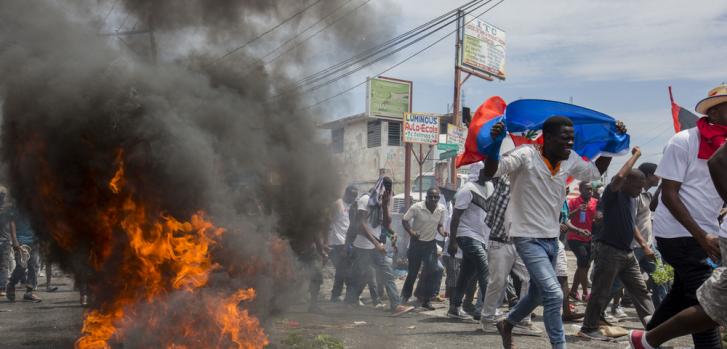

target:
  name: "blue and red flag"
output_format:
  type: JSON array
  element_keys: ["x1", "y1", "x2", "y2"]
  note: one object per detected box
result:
[
  {"x1": 455, "y1": 96, "x2": 507, "y2": 167},
  {"x1": 456, "y1": 99, "x2": 630, "y2": 168}
]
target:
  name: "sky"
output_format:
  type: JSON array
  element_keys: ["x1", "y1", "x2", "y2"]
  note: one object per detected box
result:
[{"x1": 309, "y1": 0, "x2": 727, "y2": 171}]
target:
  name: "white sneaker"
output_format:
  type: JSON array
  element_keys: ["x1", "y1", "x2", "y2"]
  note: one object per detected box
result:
[
  {"x1": 479, "y1": 318, "x2": 498, "y2": 333},
  {"x1": 611, "y1": 306, "x2": 628, "y2": 318},
  {"x1": 446, "y1": 307, "x2": 472, "y2": 320},
  {"x1": 373, "y1": 303, "x2": 386, "y2": 310},
  {"x1": 512, "y1": 321, "x2": 543, "y2": 336}
]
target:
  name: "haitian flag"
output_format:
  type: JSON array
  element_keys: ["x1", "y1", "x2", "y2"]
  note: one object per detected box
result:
[
  {"x1": 456, "y1": 99, "x2": 630, "y2": 168},
  {"x1": 669, "y1": 86, "x2": 698, "y2": 132},
  {"x1": 455, "y1": 96, "x2": 507, "y2": 167}
]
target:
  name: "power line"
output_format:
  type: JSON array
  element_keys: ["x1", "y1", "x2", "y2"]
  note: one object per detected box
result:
[
  {"x1": 208, "y1": 0, "x2": 325, "y2": 66},
  {"x1": 260, "y1": 0, "x2": 362, "y2": 64},
  {"x1": 302, "y1": 0, "x2": 505, "y2": 111},
  {"x1": 291, "y1": 0, "x2": 485, "y2": 90},
  {"x1": 273, "y1": 0, "x2": 492, "y2": 101}
]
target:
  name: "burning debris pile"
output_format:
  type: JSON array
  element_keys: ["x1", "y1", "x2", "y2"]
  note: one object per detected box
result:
[{"x1": 0, "y1": 0, "x2": 394, "y2": 347}]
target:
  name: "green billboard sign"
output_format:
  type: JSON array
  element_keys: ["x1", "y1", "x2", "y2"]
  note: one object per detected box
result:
[{"x1": 367, "y1": 77, "x2": 412, "y2": 120}]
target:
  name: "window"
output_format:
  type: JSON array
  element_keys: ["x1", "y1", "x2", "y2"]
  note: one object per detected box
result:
[
  {"x1": 387, "y1": 121, "x2": 402, "y2": 146},
  {"x1": 331, "y1": 128, "x2": 344, "y2": 153},
  {"x1": 367, "y1": 120, "x2": 381, "y2": 148}
]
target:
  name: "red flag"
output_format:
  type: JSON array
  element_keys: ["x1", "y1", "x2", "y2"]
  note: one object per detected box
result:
[
  {"x1": 455, "y1": 96, "x2": 506, "y2": 168},
  {"x1": 669, "y1": 86, "x2": 699, "y2": 132}
]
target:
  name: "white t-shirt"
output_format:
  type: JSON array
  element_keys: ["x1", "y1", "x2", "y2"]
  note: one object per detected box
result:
[
  {"x1": 494, "y1": 145, "x2": 602, "y2": 239},
  {"x1": 653, "y1": 128, "x2": 722, "y2": 239},
  {"x1": 436, "y1": 196, "x2": 450, "y2": 242},
  {"x1": 353, "y1": 194, "x2": 380, "y2": 250},
  {"x1": 453, "y1": 181, "x2": 493, "y2": 244},
  {"x1": 328, "y1": 198, "x2": 350, "y2": 246},
  {"x1": 402, "y1": 201, "x2": 445, "y2": 242},
  {"x1": 631, "y1": 191, "x2": 654, "y2": 249}
]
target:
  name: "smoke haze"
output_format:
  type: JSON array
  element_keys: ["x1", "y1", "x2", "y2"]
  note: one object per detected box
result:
[{"x1": 0, "y1": 0, "x2": 396, "y2": 346}]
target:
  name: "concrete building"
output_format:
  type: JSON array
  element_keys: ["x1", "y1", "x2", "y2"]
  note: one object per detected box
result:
[{"x1": 320, "y1": 113, "x2": 450, "y2": 193}]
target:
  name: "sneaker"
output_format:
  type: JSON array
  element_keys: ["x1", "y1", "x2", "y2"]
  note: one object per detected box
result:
[
  {"x1": 569, "y1": 291, "x2": 580, "y2": 302},
  {"x1": 512, "y1": 321, "x2": 543, "y2": 336},
  {"x1": 358, "y1": 299, "x2": 366, "y2": 307},
  {"x1": 45, "y1": 286, "x2": 59, "y2": 293},
  {"x1": 391, "y1": 305, "x2": 414, "y2": 317},
  {"x1": 562, "y1": 312, "x2": 585, "y2": 322},
  {"x1": 480, "y1": 318, "x2": 498, "y2": 333},
  {"x1": 578, "y1": 329, "x2": 611, "y2": 341},
  {"x1": 462, "y1": 302, "x2": 476, "y2": 314},
  {"x1": 420, "y1": 301, "x2": 435, "y2": 311},
  {"x1": 628, "y1": 330, "x2": 651, "y2": 349},
  {"x1": 373, "y1": 303, "x2": 386, "y2": 310},
  {"x1": 5, "y1": 282, "x2": 15, "y2": 302},
  {"x1": 446, "y1": 306, "x2": 472, "y2": 320},
  {"x1": 611, "y1": 305, "x2": 628, "y2": 318},
  {"x1": 23, "y1": 292, "x2": 41, "y2": 303}
]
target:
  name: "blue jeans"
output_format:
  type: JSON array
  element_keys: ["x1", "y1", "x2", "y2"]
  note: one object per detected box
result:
[
  {"x1": 452, "y1": 237, "x2": 488, "y2": 308},
  {"x1": 346, "y1": 247, "x2": 401, "y2": 310},
  {"x1": 508, "y1": 238, "x2": 565, "y2": 348},
  {"x1": 402, "y1": 239, "x2": 439, "y2": 300}
]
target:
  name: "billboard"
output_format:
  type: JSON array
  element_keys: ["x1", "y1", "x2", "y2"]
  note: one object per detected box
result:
[
  {"x1": 460, "y1": 16, "x2": 506, "y2": 80},
  {"x1": 446, "y1": 124, "x2": 467, "y2": 154},
  {"x1": 403, "y1": 112, "x2": 439, "y2": 145},
  {"x1": 367, "y1": 77, "x2": 412, "y2": 120}
]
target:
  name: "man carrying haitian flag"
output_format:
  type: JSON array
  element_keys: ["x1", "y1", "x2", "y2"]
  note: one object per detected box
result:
[{"x1": 458, "y1": 98, "x2": 629, "y2": 349}]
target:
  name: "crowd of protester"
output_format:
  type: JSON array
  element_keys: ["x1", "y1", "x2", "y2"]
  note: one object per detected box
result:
[{"x1": 313, "y1": 84, "x2": 727, "y2": 348}]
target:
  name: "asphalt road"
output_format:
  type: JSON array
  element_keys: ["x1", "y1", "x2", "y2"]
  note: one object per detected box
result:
[{"x1": 0, "y1": 251, "x2": 700, "y2": 348}]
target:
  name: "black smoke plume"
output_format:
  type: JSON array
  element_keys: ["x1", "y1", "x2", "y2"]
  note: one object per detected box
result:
[{"x1": 0, "y1": 0, "x2": 396, "y2": 346}]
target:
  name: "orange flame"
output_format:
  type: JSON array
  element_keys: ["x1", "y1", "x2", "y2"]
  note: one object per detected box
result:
[{"x1": 75, "y1": 151, "x2": 268, "y2": 349}]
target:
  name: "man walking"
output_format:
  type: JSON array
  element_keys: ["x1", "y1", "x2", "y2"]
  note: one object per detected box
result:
[
  {"x1": 5, "y1": 209, "x2": 42, "y2": 302},
  {"x1": 479, "y1": 174, "x2": 541, "y2": 335},
  {"x1": 628, "y1": 141, "x2": 727, "y2": 349},
  {"x1": 578, "y1": 147, "x2": 655, "y2": 340},
  {"x1": 327, "y1": 185, "x2": 358, "y2": 303},
  {"x1": 488, "y1": 116, "x2": 626, "y2": 349},
  {"x1": 447, "y1": 165, "x2": 494, "y2": 319},
  {"x1": 401, "y1": 187, "x2": 445, "y2": 309},
  {"x1": 345, "y1": 177, "x2": 414, "y2": 316},
  {"x1": 633, "y1": 162, "x2": 668, "y2": 308},
  {"x1": 567, "y1": 181, "x2": 598, "y2": 301},
  {"x1": 647, "y1": 84, "x2": 727, "y2": 349}
]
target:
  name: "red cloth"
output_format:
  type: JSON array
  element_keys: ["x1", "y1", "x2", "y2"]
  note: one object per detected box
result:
[
  {"x1": 566, "y1": 196, "x2": 598, "y2": 242},
  {"x1": 455, "y1": 96, "x2": 507, "y2": 168},
  {"x1": 697, "y1": 117, "x2": 727, "y2": 160}
]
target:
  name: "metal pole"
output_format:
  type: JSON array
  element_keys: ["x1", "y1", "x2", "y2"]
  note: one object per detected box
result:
[
  {"x1": 419, "y1": 143, "x2": 424, "y2": 202},
  {"x1": 404, "y1": 142, "x2": 412, "y2": 209},
  {"x1": 450, "y1": 10, "x2": 464, "y2": 188}
]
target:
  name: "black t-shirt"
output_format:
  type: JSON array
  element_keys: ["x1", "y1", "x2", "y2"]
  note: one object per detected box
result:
[{"x1": 594, "y1": 184, "x2": 636, "y2": 251}]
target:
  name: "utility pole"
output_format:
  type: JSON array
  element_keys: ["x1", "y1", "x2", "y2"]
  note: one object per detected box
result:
[
  {"x1": 449, "y1": 10, "x2": 495, "y2": 187},
  {"x1": 450, "y1": 10, "x2": 464, "y2": 188}
]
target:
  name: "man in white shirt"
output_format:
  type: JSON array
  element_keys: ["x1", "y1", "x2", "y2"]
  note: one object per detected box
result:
[
  {"x1": 488, "y1": 116, "x2": 625, "y2": 349},
  {"x1": 344, "y1": 177, "x2": 414, "y2": 316},
  {"x1": 644, "y1": 87, "x2": 727, "y2": 349},
  {"x1": 326, "y1": 185, "x2": 358, "y2": 303},
  {"x1": 401, "y1": 188, "x2": 445, "y2": 310},
  {"x1": 629, "y1": 137, "x2": 727, "y2": 349},
  {"x1": 446, "y1": 165, "x2": 494, "y2": 319}
]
